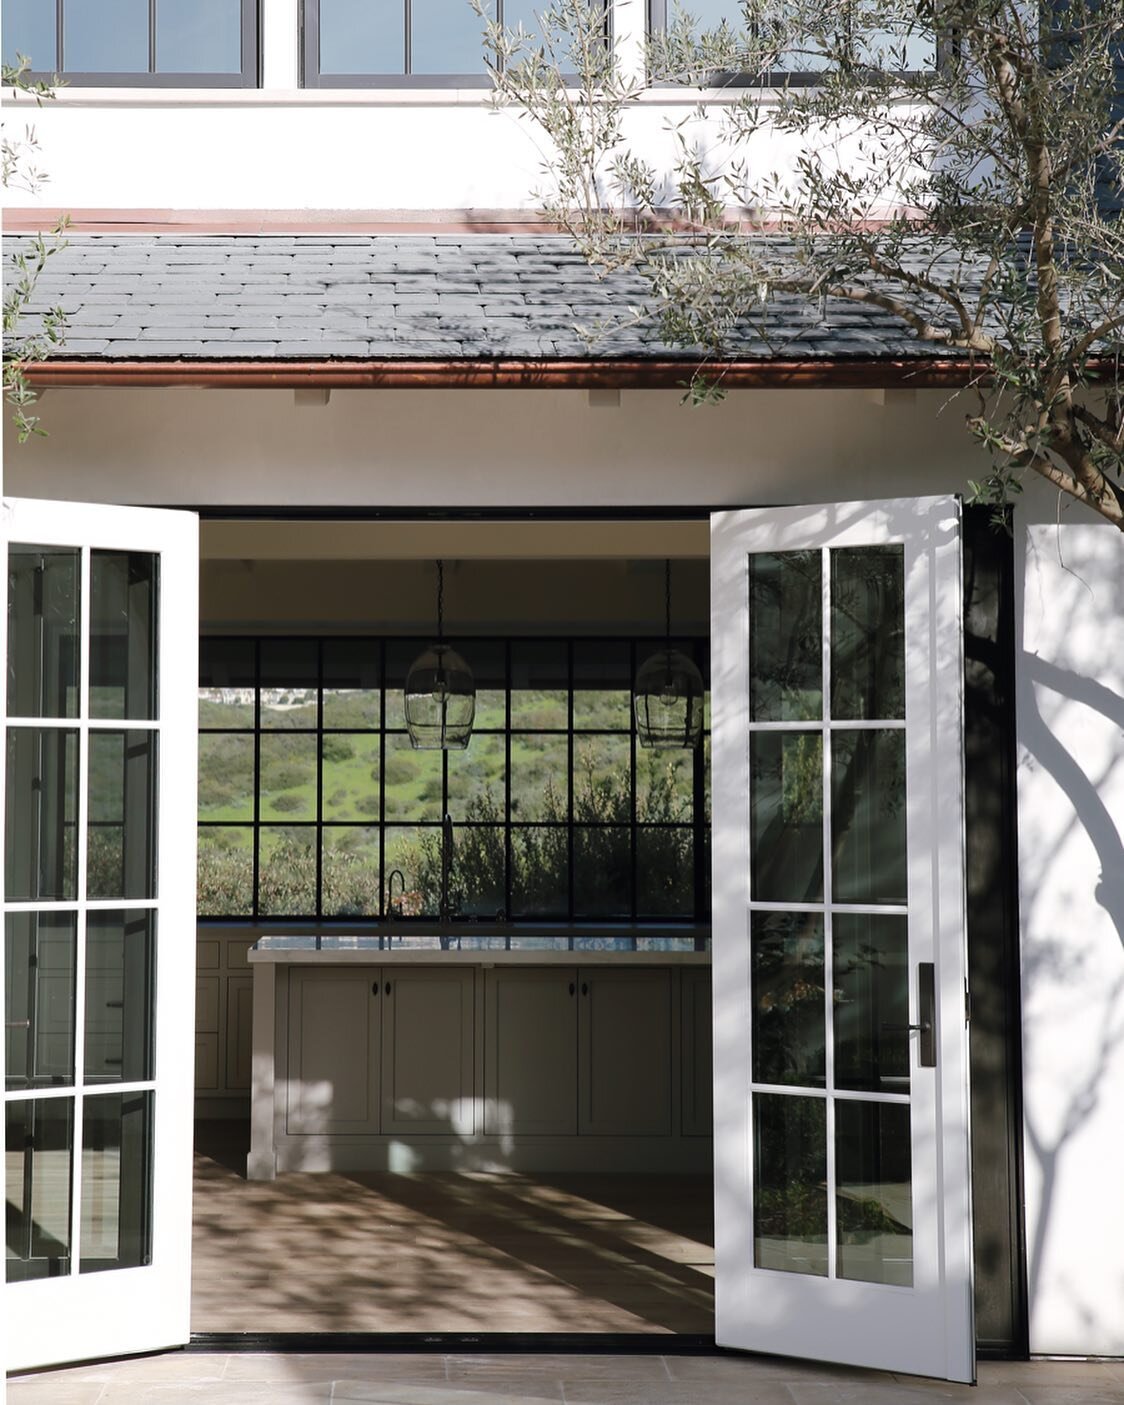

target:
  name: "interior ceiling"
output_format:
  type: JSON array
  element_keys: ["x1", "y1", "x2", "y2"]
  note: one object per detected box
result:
[{"x1": 200, "y1": 519, "x2": 711, "y2": 562}]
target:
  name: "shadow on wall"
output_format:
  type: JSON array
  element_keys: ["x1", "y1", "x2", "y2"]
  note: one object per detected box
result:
[{"x1": 1016, "y1": 524, "x2": 1124, "y2": 1348}]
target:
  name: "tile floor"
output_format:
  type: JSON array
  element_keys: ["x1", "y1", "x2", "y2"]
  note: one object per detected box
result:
[
  {"x1": 8, "y1": 1351, "x2": 1124, "y2": 1405},
  {"x1": 192, "y1": 1126, "x2": 714, "y2": 1334}
]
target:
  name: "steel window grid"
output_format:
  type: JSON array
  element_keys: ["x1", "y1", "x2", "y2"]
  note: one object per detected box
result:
[
  {"x1": 301, "y1": 0, "x2": 600, "y2": 89},
  {"x1": 8, "y1": 0, "x2": 260, "y2": 87},
  {"x1": 197, "y1": 632, "x2": 710, "y2": 925},
  {"x1": 645, "y1": 0, "x2": 943, "y2": 86}
]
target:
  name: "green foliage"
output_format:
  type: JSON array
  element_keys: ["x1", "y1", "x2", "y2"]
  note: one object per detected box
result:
[
  {"x1": 321, "y1": 735, "x2": 356, "y2": 763},
  {"x1": 197, "y1": 838, "x2": 253, "y2": 918},
  {"x1": 3, "y1": 58, "x2": 67, "y2": 442},
  {"x1": 269, "y1": 792, "x2": 307, "y2": 814}
]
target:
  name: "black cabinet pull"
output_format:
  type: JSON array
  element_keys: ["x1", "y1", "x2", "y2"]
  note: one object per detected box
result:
[
  {"x1": 581, "y1": 982, "x2": 589, "y2": 996},
  {"x1": 385, "y1": 981, "x2": 391, "y2": 996},
  {"x1": 372, "y1": 981, "x2": 379, "y2": 997},
  {"x1": 568, "y1": 982, "x2": 575, "y2": 996}
]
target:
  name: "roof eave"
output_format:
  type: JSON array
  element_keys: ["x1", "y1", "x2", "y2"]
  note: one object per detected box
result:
[{"x1": 22, "y1": 356, "x2": 987, "y2": 391}]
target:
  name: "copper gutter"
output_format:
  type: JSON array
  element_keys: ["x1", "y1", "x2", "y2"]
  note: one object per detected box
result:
[{"x1": 25, "y1": 357, "x2": 986, "y2": 390}]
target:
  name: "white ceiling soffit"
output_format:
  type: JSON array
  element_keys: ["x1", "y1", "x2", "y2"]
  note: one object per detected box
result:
[{"x1": 200, "y1": 519, "x2": 711, "y2": 561}]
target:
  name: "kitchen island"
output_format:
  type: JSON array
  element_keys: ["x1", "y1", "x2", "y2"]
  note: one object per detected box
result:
[{"x1": 246, "y1": 933, "x2": 713, "y2": 1180}]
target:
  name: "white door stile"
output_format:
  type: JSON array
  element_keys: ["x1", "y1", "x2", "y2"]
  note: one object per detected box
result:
[
  {"x1": 2, "y1": 496, "x2": 199, "y2": 1372},
  {"x1": 710, "y1": 497, "x2": 974, "y2": 1383}
]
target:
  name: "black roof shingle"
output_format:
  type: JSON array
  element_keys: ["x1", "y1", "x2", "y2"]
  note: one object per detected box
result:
[{"x1": 6, "y1": 232, "x2": 976, "y2": 362}]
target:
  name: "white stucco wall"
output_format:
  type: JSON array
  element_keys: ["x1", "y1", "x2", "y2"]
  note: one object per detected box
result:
[
  {"x1": 4, "y1": 89, "x2": 916, "y2": 215},
  {"x1": 1016, "y1": 523, "x2": 1124, "y2": 1358}
]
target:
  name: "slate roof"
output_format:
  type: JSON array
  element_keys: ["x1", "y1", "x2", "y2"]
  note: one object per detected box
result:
[{"x1": 7, "y1": 232, "x2": 972, "y2": 362}]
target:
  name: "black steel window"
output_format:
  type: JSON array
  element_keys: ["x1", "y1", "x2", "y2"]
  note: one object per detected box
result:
[
  {"x1": 646, "y1": 0, "x2": 937, "y2": 84},
  {"x1": 302, "y1": 0, "x2": 556, "y2": 88},
  {"x1": 2, "y1": 0, "x2": 259, "y2": 87},
  {"x1": 198, "y1": 635, "x2": 711, "y2": 924}
]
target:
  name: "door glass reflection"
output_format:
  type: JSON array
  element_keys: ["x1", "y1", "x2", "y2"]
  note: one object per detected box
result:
[
  {"x1": 830, "y1": 729, "x2": 907, "y2": 904},
  {"x1": 87, "y1": 731, "x2": 157, "y2": 900},
  {"x1": 750, "y1": 732, "x2": 823, "y2": 902},
  {"x1": 79, "y1": 1091, "x2": 152, "y2": 1273},
  {"x1": 835, "y1": 1100, "x2": 912, "y2": 1286},
  {"x1": 90, "y1": 551, "x2": 158, "y2": 721},
  {"x1": 7, "y1": 545, "x2": 80, "y2": 719},
  {"x1": 834, "y1": 913, "x2": 909, "y2": 1092},
  {"x1": 753, "y1": 1092, "x2": 827, "y2": 1276},
  {"x1": 5, "y1": 1098, "x2": 73, "y2": 1281},
  {"x1": 748, "y1": 551, "x2": 823, "y2": 722},
  {"x1": 831, "y1": 545, "x2": 904, "y2": 721},
  {"x1": 5, "y1": 913, "x2": 77, "y2": 1090},
  {"x1": 85, "y1": 912, "x2": 155, "y2": 1084},
  {"x1": 752, "y1": 913, "x2": 825, "y2": 1087},
  {"x1": 5, "y1": 728, "x2": 78, "y2": 901}
]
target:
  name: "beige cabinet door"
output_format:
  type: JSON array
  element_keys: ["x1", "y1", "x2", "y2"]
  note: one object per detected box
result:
[
  {"x1": 681, "y1": 968, "x2": 713, "y2": 1137},
  {"x1": 578, "y1": 968, "x2": 672, "y2": 1136},
  {"x1": 484, "y1": 967, "x2": 578, "y2": 1135},
  {"x1": 381, "y1": 967, "x2": 475, "y2": 1136},
  {"x1": 225, "y1": 975, "x2": 254, "y2": 1092},
  {"x1": 286, "y1": 967, "x2": 381, "y2": 1134}
]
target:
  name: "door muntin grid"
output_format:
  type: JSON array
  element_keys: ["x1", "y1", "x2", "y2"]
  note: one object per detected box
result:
[
  {"x1": 5, "y1": 545, "x2": 159, "y2": 1284},
  {"x1": 748, "y1": 544, "x2": 912, "y2": 1289}
]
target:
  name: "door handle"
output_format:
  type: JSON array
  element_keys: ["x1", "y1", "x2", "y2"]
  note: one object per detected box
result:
[{"x1": 881, "y1": 963, "x2": 936, "y2": 1067}]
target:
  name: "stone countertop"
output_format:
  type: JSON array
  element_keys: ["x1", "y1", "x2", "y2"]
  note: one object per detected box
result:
[{"x1": 248, "y1": 929, "x2": 712, "y2": 965}]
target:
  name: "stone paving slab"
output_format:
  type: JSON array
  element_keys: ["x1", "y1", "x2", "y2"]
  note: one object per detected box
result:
[{"x1": 7, "y1": 1353, "x2": 1123, "y2": 1405}]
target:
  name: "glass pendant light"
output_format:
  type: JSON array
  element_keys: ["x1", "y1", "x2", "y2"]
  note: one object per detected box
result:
[
  {"x1": 634, "y1": 559, "x2": 704, "y2": 749},
  {"x1": 404, "y1": 560, "x2": 475, "y2": 750}
]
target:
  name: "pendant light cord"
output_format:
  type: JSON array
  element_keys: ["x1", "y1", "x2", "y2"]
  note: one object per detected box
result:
[
  {"x1": 436, "y1": 559, "x2": 445, "y2": 642},
  {"x1": 664, "y1": 558, "x2": 672, "y2": 643}
]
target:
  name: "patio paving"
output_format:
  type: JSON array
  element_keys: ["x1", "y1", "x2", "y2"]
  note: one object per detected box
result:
[{"x1": 8, "y1": 1352, "x2": 1123, "y2": 1405}]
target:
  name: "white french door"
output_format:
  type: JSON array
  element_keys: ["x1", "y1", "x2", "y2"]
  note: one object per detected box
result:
[
  {"x1": 710, "y1": 498, "x2": 974, "y2": 1382},
  {"x1": 2, "y1": 497, "x2": 198, "y2": 1371}
]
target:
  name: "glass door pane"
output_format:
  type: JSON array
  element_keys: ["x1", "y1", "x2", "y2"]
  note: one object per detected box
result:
[
  {"x1": 747, "y1": 543, "x2": 911, "y2": 1284},
  {"x1": 3, "y1": 496, "x2": 197, "y2": 1372}
]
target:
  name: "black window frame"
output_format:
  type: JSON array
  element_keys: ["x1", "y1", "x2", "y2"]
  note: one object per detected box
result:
[
  {"x1": 301, "y1": 0, "x2": 604, "y2": 90},
  {"x1": 4, "y1": 0, "x2": 261, "y2": 88},
  {"x1": 197, "y1": 633, "x2": 711, "y2": 927},
  {"x1": 645, "y1": 0, "x2": 942, "y2": 88}
]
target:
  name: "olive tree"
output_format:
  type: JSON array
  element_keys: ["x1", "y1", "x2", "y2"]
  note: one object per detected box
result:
[
  {"x1": 3, "y1": 58, "x2": 67, "y2": 442},
  {"x1": 484, "y1": 0, "x2": 1124, "y2": 526}
]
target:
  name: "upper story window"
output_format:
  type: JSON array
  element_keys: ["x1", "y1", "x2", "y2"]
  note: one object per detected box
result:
[
  {"x1": 303, "y1": 0, "x2": 542, "y2": 88},
  {"x1": 648, "y1": 0, "x2": 936, "y2": 82},
  {"x1": 2, "y1": 0, "x2": 260, "y2": 87}
]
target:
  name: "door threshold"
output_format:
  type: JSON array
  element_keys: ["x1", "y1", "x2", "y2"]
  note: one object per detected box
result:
[{"x1": 188, "y1": 1333, "x2": 724, "y2": 1355}]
